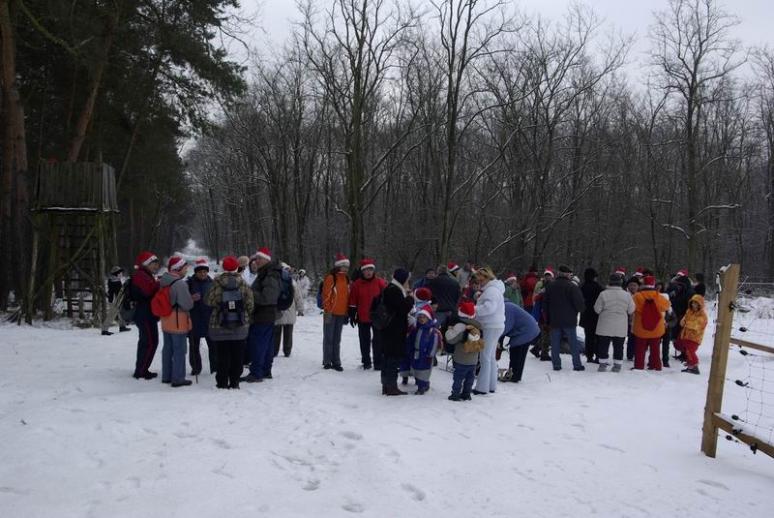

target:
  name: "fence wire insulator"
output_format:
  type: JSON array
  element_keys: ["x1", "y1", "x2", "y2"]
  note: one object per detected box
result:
[
  {"x1": 739, "y1": 326, "x2": 748, "y2": 332},
  {"x1": 735, "y1": 380, "x2": 749, "y2": 387},
  {"x1": 738, "y1": 349, "x2": 749, "y2": 356},
  {"x1": 732, "y1": 414, "x2": 740, "y2": 421},
  {"x1": 750, "y1": 443, "x2": 758, "y2": 454},
  {"x1": 732, "y1": 427, "x2": 743, "y2": 435},
  {"x1": 725, "y1": 434, "x2": 735, "y2": 442}
]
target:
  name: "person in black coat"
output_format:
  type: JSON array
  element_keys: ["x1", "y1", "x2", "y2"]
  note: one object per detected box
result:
[
  {"x1": 579, "y1": 267, "x2": 603, "y2": 363},
  {"x1": 668, "y1": 270, "x2": 694, "y2": 358},
  {"x1": 543, "y1": 265, "x2": 585, "y2": 371},
  {"x1": 378, "y1": 268, "x2": 414, "y2": 396},
  {"x1": 187, "y1": 259, "x2": 215, "y2": 375},
  {"x1": 428, "y1": 265, "x2": 461, "y2": 330}
]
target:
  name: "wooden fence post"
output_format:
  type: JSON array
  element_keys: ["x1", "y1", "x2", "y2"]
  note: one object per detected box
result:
[{"x1": 701, "y1": 264, "x2": 740, "y2": 458}]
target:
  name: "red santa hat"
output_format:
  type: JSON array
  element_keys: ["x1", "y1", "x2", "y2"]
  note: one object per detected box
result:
[
  {"x1": 193, "y1": 257, "x2": 210, "y2": 271},
  {"x1": 614, "y1": 266, "x2": 626, "y2": 276},
  {"x1": 415, "y1": 287, "x2": 432, "y2": 302},
  {"x1": 222, "y1": 256, "x2": 239, "y2": 273},
  {"x1": 458, "y1": 301, "x2": 476, "y2": 319},
  {"x1": 360, "y1": 258, "x2": 376, "y2": 271},
  {"x1": 134, "y1": 251, "x2": 159, "y2": 269},
  {"x1": 334, "y1": 253, "x2": 350, "y2": 268},
  {"x1": 416, "y1": 303, "x2": 434, "y2": 321},
  {"x1": 447, "y1": 262, "x2": 460, "y2": 273},
  {"x1": 167, "y1": 256, "x2": 187, "y2": 272},
  {"x1": 676, "y1": 269, "x2": 689, "y2": 278},
  {"x1": 505, "y1": 272, "x2": 518, "y2": 283},
  {"x1": 544, "y1": 266, "x2": 555, "y2": 277},
  {"x1": 643, "y1": 275, "x2": 656, "y2": 288},
  {"x1": 253, "y1": 247, "x2": 272, "y2": 262},
  {"x1": 634, "y1": 267, "x2": 645, "y2": 278}
]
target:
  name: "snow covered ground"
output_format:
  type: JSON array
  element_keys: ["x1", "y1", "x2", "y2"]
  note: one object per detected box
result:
[{"x1": 1, "y1": 300, "x2": 773, "y2": 518}]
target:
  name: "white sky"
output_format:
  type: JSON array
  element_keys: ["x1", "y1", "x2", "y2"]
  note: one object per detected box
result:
[{"x1": 233, "y1": 0, "x2": 774, "y2": 77}]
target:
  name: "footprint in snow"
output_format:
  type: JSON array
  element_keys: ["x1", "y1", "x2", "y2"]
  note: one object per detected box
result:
[
  {"x1": 342, "y1": 501, "x2": 365, "y2": 513},
  {"x1": 339, "y1": 430, "x2": 363, "y2": 441},
  {"x1": 302, "y1": 479, "x2": 320, "y2": 491},
  {"x1": 401, "y1": 483, "x2": 426, "y2": 502},
  {"x1": 697, "y1": 479, "x2": 729, "y2": 490},
  {"x1": 211, "y1": 438, "x2": 233, "y2": 450},
  {"x1": 597, "y1": 443, "x2": 625, "y2": 453}
]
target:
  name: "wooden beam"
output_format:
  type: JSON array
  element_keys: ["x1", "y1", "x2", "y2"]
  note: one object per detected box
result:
[
  {"x1": 702, "y1": 264, "x2": 740, "y2": 458},
  {"x1": 729, "y1": 337, "x2": 774, "y2": 355},
  {"x1": 712, "y1": 413, "x2": 774, "y2": 460}
]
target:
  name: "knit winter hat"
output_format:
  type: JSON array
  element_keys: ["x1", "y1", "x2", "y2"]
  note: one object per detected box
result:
[
  {"x1": 299, "y1": 269, "x2": 306, "y2": 276},
  {"x1": 505, "y1": 272, "x2": 518, "y2": 283},
  {"x1": 334, "y1": 253, "x2": 350, "y2": 268},
  {"x1": 544, "y1": 266, "x2": 555, "y2": 277},
  {"x1": 222, "y1": 256, "x2": 239, "y2": 273},
  {"x1": 447, "y1": 262, "x2": 460, "y2": 273},
  {"x1": 614, "y1": 266, "x2": 626, "y2": 277},
  {"x1": 193, "y1": 257, "x2": 210, "y2": 272},
  {"x1": 415, "y1": 287, "x2": 432, "y2": 302},
  {"x1": 416, "y1": 303, "x2": 434, "y2": 321},
  {"x1": 110, "y1": 266, "x2": 124, "y2": 275},
  {"x1": 237, "y1": 256, "x2": 250, "y2": 268},
  {"x1": 458, "y1": 301, "x2": 476, "y2": 319},
  {"x1": 135, "y1": 251, "x2": 159, "y2": 269},
  {"x1": 168, "y1": 256, "x2": 187, "y2": 272},
  {"x1": 360, "y1": 258, "x2": 376, "y2": 271},
  {"x1": 280, "y1": 262, "x2": 291, "y2": 270},
  {"x1": 393, "y1": 268, "x2": 410, "y2": 285},
  {"x1": 609, "y1": 274, "x2": 623, "y2": 286},
  {"x1": 643, "y1": 275, "x2": 656, "y2": 288},
  {"x1": 254, "y1": 247, "x2": 272, "y2": 262},
  {"x1": 558, "y1": 265, "x2": 572, "y2": 275}
]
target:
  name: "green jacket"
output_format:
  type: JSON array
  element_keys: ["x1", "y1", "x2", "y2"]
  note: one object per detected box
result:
[
  {"x1": 205, "y1": 272, "x2": 255, "y2": 341},
  {"x1": 504, "y1": 285, "x2": 523, "y2": 307}
]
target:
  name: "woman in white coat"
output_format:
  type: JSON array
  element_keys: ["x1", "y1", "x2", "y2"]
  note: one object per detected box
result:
[
  {"x1": 594, "y1": 274, "x2": 636, "y2": 372},
  {"x1": 274, "y1": 264, "x2": 305, "y2": 357},
  {"x1": 472, "y1": 267, "x2": 506, "y2": 394}
]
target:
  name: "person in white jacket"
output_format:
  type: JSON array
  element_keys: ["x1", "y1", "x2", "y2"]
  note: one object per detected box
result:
[
  {"x1": 472, "y1": 267, "x2": 506, "y2": 394},
  {"x1": 274, "y1": 263, "x2": 305, "y2": 357},
  {"x1": 594, "y1": 274, "x2": 636, "y2": 372}
]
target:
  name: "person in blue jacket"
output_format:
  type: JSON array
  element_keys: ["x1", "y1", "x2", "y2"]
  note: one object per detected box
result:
[{"x1": 500, "y1": 301, "x2": 541, "y2": 383}]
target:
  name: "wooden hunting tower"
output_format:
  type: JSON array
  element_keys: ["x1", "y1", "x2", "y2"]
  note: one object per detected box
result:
[{"x1": 29, "y1": 162, "x2": 119, "y2": 323}]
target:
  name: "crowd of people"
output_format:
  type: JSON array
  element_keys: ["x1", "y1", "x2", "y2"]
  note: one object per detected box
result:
[{"x1": 106, "y1": 250, "x2": 710, "y2": 398}]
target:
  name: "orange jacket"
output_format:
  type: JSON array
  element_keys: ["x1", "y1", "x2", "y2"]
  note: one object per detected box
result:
[
  {"x1": 679, "y1": 295, "x2": 708, "y2": 344},
  {"x1": 632, "y1": 289, "x2": 671, "y2": 339},
  {"x1": 323, "y1": 271, "x2": 350, "y2": 316}
]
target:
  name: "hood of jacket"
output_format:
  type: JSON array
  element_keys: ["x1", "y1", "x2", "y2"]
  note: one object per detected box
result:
[
  {"x1": 689, "y1": 294, "x2": 705, "y2": 310},
  {"x1": 160, "y1": 271, "x2": 183, "y2": 287},
  {"x1": 583, "y1": 268, "x2": 598, "y2": 282},
  {"x1": 483, "y1": 279, "x2": 505, "y2": 296}
]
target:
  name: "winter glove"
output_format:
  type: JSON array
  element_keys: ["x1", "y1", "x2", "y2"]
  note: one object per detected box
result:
[{"x1": 348, "y1": 307, "x2": 357, "y2": 328}]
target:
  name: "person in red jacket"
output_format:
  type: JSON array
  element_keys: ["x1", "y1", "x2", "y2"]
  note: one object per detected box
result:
[
  {"x1": 349, "y1": 258, "x2": 388, "y2": 370},
  {"x1": 131, "y1": 251, "x2": 161, "y2": 379},
  {"x1": 520, "y1": 266, "x2": 539, "y2": 312}
]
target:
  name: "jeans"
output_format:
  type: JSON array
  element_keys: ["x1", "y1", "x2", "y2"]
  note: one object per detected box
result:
[
  {"x1": 596, "y1": 335, "x2": 625, "y2": 362},
  {"x1": 357, "y1": 322, "x2": 381, "y2": 368},
  {"x1": 475, "y1": 326, "x2": 504, "y2": 393},
  {"x1": 248, "y1": 323, "x2": 275, "y2": 378},
  {"x1": 273, "y1": 324, "x2": 294, "y2": 357},
  {"x1": 381, "y1": 355, "x2": 402, "y2": 388},
  {"x1": 323, "y1": 315, "x2": 346, "y2": 367},
  {"x1": 134, "y1": 313, "x2": 159, "y2": 376},
  {"x1": 550, "y1": 327, "x2": 583, "y2": 369},
  {"x1": 452, "y1": 362, "x2": 476, "y2": 395},
  {"x1": 215, "y1": 340, "x2": 245, "y2": 388},
  {"x1": 162, "y1": 333, "x2": 187, "y2": 383},
  {"x1": 189, "y1": 334, "x2": 216, "y2": 375}
]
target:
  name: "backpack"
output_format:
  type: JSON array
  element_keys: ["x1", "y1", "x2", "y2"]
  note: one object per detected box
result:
[
  {"x1": 119, "y1": 279, "x2": 136, "y2": 323},
  {"x1": 370, "y1": 290, "x2": 393, "y2": 331},
  {"x1": 641, "y1": 297, "x2": 661, "y2": 331},
  {"x1": 151, "y1": 279, "x2": 180, "y2": 318},
  {"x1": 316, "y1": 281, "x2": 324, "y2": 309},
  {"x1": 220, "y1": 276, "x2": 245, "y2": 329},
  {"x1": 277, "y1": 269, "x2": 295, "y2": 311}
]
